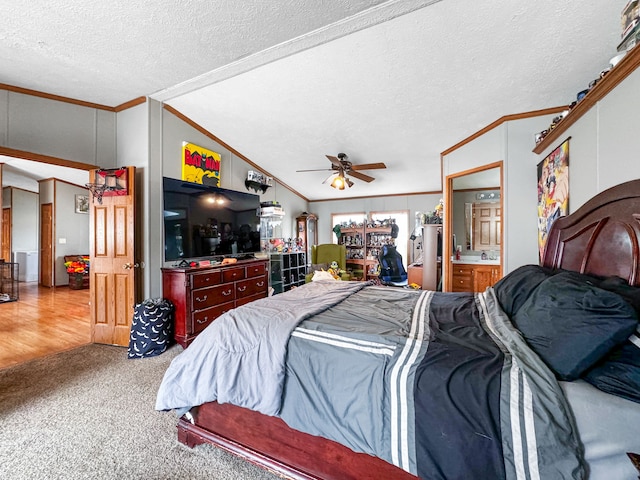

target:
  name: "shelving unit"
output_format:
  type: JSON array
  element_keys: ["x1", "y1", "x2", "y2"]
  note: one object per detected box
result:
[
  {"x1": 364, "y1": 226, "x2": 393, "y2": 280},
  {"x1": 0, "y1": 262, "x2": 19, "y2": 303},
  {"x1": 269, "y1": 252, "x2": 307, "y2": 294},
  {"x1": 338, "y1": 225, "x2": 393, "y2": 281},
  {"x1": 259, "y1": 212, "x2": 284, "y2": 253}
]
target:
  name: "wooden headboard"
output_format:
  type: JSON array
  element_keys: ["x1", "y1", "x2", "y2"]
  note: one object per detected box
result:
[{"x1": 542, "y1": 179, "x2": 640, "y2": 286}]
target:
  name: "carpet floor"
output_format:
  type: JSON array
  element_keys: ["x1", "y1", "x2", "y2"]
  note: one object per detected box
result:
[{"x1": 0, "y1": 344, "x2": 281, "y2": 480}]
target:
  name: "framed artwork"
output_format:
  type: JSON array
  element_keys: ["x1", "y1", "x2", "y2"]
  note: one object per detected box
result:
[
  {"x1": 182, "y1": 142, "x2": 222, "y2": 187},
  {"x1": 537, "y1": 138, "x2": 570, "y2": 261},
  {"x1": 75, "y1": 194, "x2": 89, "y2": 214},
  {"x1": 182, "y1": 142, "x2": 221, "y2": 186}
]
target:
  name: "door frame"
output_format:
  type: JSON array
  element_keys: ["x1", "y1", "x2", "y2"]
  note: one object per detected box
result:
[
  {"x1": 443, "y1": 161, "x2": 503, "y2": 292},
  {"x1": 40, "y1": 203, "x2": 54, "y2": 287}
]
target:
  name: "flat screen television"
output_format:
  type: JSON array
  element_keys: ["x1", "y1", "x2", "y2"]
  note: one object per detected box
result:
[{"x1": 163, "y1": 177, "x2": 261, "y2": 262}]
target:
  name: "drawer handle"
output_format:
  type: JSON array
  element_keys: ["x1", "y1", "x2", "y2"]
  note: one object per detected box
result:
[
  {"x1": 238, "y1": 286, "x2": 247, "y2": 292},
  {"x1": 196, "y1": 317, "x2": 208, "y2": 324},
  {"x1": 195, "y1": 295, "x2": 207, "y2": 302},
  {"x1": 256, "y1": 281, "x2": 264, "y2": 287},
  {"x1": 222, "y1": 289, "x2": 232, "y2": 296}
]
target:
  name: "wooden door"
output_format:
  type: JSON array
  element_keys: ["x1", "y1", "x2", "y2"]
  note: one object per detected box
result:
[
  {"x1": 472, "y1": 202, "x2": 500, "y2": 252},
  {"x1": 1, "y1": 208, "x2": 10, "y2": 262},
  {"x1": 40, "y1": 204, "x2": 53, "y2": 287},
  {"x1": 90, "y1": 167, "x2": 137, "y2": 346}
]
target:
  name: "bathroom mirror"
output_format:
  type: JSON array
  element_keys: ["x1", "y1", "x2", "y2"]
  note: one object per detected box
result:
[{"x1": 451, "y1": 167, "x2": 501, "y2": 256}]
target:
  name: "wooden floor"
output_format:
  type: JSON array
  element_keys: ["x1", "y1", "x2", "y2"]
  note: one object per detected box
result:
[{"x1": 0, "y1": 282, "x2": 91, "y2": 369}]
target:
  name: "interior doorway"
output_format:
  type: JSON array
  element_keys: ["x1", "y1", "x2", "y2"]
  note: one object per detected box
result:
[{"x1": 444, "y1": 162, "x2": 503, "y2": 292}]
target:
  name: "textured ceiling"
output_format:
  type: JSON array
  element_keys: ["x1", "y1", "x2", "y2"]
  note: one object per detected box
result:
[{"x1": 0, "y1": 1, "x2": 628, "y2": 199}]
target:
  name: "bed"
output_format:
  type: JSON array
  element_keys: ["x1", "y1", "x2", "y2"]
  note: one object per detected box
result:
[{"x1": 156, "y1": 179, "x2": 640, "y2": 480}]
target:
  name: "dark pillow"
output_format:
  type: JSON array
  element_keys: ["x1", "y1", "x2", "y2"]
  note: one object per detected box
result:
[
  {"x1": 597, "y1": 276, "x2": 640, "y2": 315},
  {"x1": 511, "y1": 272, "x2": 639, "y2": 381},
  {"x1": 492, "y1": 265, "x2": 557, "y2": 317},
  {"x1": 583, "y1": 330, "x2": 640, "y2": 404},
  {"x1": 311, "y1": 263, "x2": 328, "y2": 272}
]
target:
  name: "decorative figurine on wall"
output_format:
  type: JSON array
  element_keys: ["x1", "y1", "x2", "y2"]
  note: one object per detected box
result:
[{"x1": 245, "y1": 170, "x2": 273, "y2": 193}]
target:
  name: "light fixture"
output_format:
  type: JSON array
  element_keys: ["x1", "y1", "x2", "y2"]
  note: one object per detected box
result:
[
  {"x1": 329, "y1": 171, "x2": 353, "y2": 190},
  {"x1": 476, "y1": 192, "x2": 500, "y2": 200},
  {"x1": 330, "y1": 175, "x2": 346, "y2": 190}
]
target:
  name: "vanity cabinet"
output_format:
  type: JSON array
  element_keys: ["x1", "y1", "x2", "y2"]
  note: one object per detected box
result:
[
  {"x1": 451, "y1": 263, "x2": 500, "y2": 292},
  {"x1": 162, "y1": 258, "x2": 268, "y2": 347}
]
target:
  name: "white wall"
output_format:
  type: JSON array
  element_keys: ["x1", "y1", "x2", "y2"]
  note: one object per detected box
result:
[
  {"x1": 10, "y1": 188, "x2": 38, "y2": 253},
  {"x1": 442, "y1": 113, "x2": 557, "y2": 274},
  {"x1": 0, "y1": 89, "x2": 117, "y2": 167},
  {"x1": 53, "y1": 181, "x2": 90, "y2": 286}
]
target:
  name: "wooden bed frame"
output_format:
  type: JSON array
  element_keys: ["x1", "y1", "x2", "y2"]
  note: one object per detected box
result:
[{"x1": 177, "y1": 179, "x2": 640, "y2": 480}]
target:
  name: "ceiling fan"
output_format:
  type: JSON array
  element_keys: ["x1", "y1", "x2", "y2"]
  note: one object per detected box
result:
[{"x1": 296, "y1": 153, "x2": 386, "y2": 189}]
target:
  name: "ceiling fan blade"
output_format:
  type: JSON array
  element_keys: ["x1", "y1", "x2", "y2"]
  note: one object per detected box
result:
[
  {"x1": 351, "y1": 162, "x2": 387, "y2": 171},
  {"x1": 296, "y1": 168, "x2": 332, "y2": 172},
  {"x1": 326, "y1": 155, "x2": 342, "y2": 168},
  {"x1": 349, "y1": 171, "x2": 375, "y2": 183}
]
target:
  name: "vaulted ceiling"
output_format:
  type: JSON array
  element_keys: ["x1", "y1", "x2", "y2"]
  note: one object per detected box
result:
[{"x1": 1, "y1": 1, "x2": 628, "y2": 199}]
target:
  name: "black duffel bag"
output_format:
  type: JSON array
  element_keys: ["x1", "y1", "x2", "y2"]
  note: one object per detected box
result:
[{"x1": 127, "y1": 298, "x2": 174, "y2": 359}]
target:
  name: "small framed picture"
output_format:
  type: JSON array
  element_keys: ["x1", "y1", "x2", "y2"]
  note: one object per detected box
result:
[{"x1": 75, "y1": 194, "x2": 89, "y2": 214}]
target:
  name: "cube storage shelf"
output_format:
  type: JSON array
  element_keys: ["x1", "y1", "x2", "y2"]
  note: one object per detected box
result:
[
  {"x1": 269, "y1": 252, "x2": 307, "y2": 294},
  {"x1": 0, "y1": 262, "x2": 19, "y2": 303}
]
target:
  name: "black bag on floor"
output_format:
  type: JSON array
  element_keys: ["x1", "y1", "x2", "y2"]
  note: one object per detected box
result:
[{"x1": 128, "y1": 298, "x2": 174, "y2": 359}]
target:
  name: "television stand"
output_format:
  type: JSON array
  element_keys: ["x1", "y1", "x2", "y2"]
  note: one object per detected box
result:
[{"x1": 234, "y1": 254, "x2": 256, "y2": 261}]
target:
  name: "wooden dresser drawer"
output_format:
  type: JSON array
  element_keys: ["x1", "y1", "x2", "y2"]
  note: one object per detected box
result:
[
  {"x1": 452, "y1": 265, "x2": 473, "y2": 292},
  {"x1": 192, "y1": 301, "x2": 234, "y2": 334},
  {"x1": 191, "y1": 270, "x2": 222, "y2": 289},
  {"x1": 192, "y1": 283, "x2": 235, "y2": 310},
  {"x1": 223, "y1": 267, "x2": 245, "y2": 283},
  {"x1": 246, "y1": 263, "x2": 266, "y2": 278},
  {"x1": 236, "y1": 275, "x2": 268, "y2": 299},
  {"x1": 452, "y1": 274, "x2": 473, "y2": 291}
]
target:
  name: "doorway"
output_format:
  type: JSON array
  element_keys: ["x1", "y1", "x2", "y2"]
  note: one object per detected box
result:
[{"x1": 444, "y1": 162, "x2": 503, "y2": 292}]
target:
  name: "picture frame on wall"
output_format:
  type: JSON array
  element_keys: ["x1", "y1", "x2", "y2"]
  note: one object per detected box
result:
[
  {"x1": 75, "y1": 194, "x2": 89, "y2": 214},
  {"x1": 537, "y1": 138, "x2": 570, "y2": 261},
  {"x1": 182, "y1": 141, "x2": 221, "y2": 186}
]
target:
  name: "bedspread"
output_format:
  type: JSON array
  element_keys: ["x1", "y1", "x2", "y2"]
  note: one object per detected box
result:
[
  {"x1": 155, "y1": 280, "x2": 366, "y2": 416},
  {"x1": 156, "y1": 282, "x2": 585, "y2": 479}
]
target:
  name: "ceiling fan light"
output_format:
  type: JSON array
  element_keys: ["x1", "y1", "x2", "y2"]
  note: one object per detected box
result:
[
  {"x1": 330, "y1": 176, "x2": 345, "y2": 190},
  {"x1": 345, "y1": 177, "x2": 354, "y2": 188}
]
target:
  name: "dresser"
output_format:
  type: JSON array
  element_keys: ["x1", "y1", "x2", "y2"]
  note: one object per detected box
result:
[{"x1": 161, "y1": 258, "x2": 269, "y2": 347}]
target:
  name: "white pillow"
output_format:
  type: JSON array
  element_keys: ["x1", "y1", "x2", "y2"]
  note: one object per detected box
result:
[{"x1": 312, "y1": 270, "x2": 337, "y2": 282}]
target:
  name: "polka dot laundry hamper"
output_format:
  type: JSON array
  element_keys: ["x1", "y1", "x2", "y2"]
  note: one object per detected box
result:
[{"x1": 127, "y1": 298, "x2": 174, "y2": 359}]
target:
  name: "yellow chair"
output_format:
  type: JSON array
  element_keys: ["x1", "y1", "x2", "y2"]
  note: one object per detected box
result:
[{"x1": 305, "y1": 244, "x2": 352, "y2": 282}]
